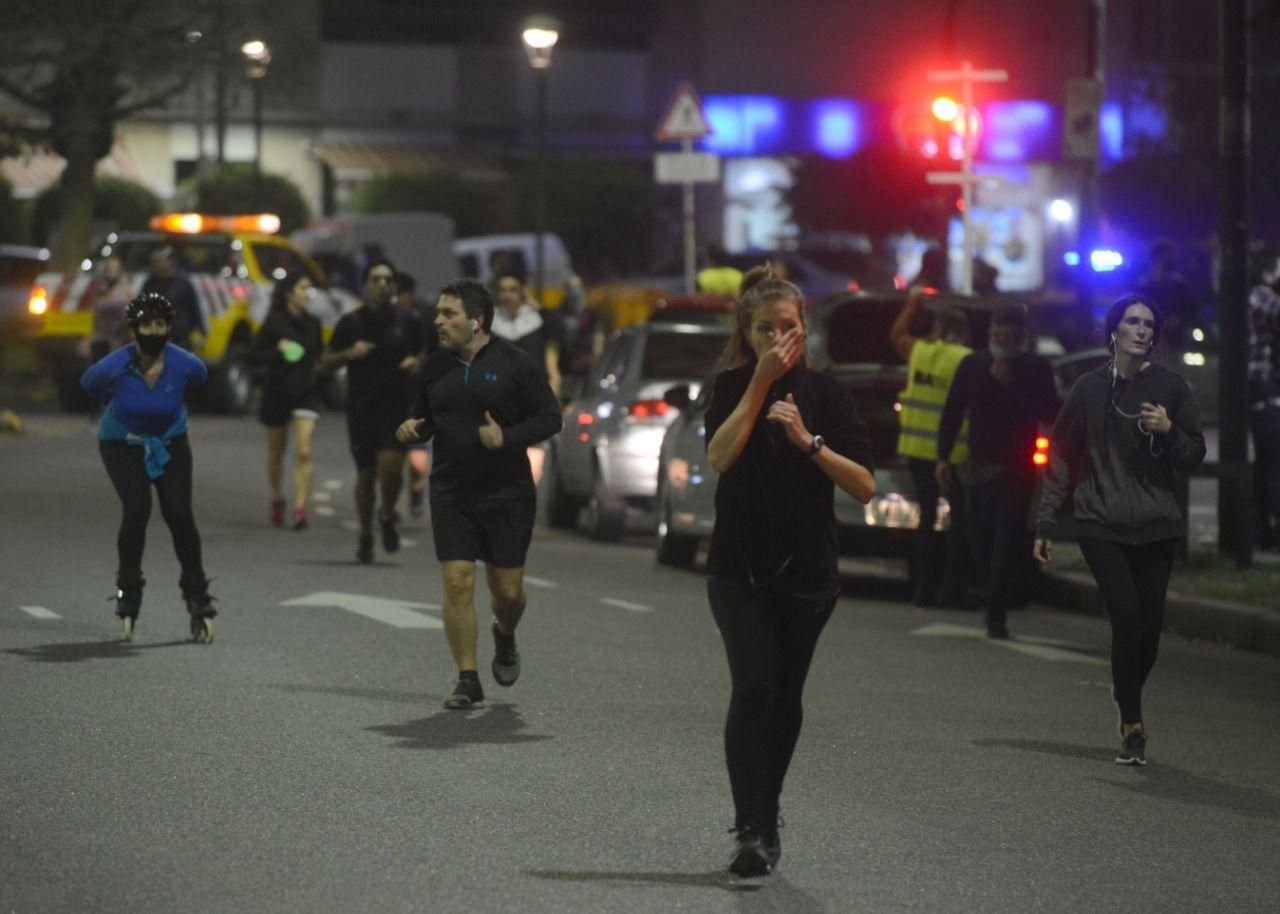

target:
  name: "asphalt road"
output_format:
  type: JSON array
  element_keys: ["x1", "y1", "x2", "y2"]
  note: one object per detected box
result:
[{"x1": 2, "y1": 413, "x2": 1278, "y2": 913}]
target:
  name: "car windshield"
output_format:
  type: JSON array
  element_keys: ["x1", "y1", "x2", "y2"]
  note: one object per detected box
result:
[
  {"x1": 825, "y1": 299, "x2": 901, "y2": 364},
  {"x1": 109, "y1": 238, "x2": 235, "y2": 275},
  {"x1": 0, "y1": 255, "x2": 46, "y2": 286},
  {"x1": 641, "y1": 331, "x2": 727, "y2": 380}
]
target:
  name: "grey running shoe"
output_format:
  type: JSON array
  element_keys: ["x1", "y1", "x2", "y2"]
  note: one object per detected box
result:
[
  {"x1": 1116, "y1": 729, "x2": 1147, "y2": 766},
  {"x1": 728, "y1": 826, "x2": 771, "y2": 878},
  {"x1": 491, "y1": 620, "x2": 521, "y2": 686},
  {"x1": 443, "y1": 677, "x2": 485, "y2": 710}
]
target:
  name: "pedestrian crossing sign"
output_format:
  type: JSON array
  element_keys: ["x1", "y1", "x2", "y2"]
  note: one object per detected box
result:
[{"x1": 656, "y1": 83, "x2": 712, "y2": 142}]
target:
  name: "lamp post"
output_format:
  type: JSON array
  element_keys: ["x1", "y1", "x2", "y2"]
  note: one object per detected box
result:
[
  {"x1": 241, "y1": 39, "x2": 271, "y2": 201},
  {"x1": 522, "y1": 16, "x2": 560, "y2": 306}
]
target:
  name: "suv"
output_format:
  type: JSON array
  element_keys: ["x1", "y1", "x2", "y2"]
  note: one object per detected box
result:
[
  {"x1": 33, "y1": 216, "x2": 358, "y2": 412},
  {"x1": 546, "y1": 320, "x2": 730, "y2": 541}
]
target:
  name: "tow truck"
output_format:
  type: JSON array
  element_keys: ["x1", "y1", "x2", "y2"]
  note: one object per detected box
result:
[{"x1": 29, "y1": 213, "x2": 360, "y2": 412}]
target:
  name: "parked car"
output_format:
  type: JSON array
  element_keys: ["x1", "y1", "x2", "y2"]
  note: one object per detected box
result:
[
  {"x1": 0, "y1": 245, "x2": 51, "y2": 340},
  {"x1": 726, "y1": 250, "x2": 859, "y2": 303},
  {"x1": 546, "y1": 320, "x2": 731, "y2": 541},
  {"x1": 654, "y1": 290, "x2": 1093, "y2": 567}
]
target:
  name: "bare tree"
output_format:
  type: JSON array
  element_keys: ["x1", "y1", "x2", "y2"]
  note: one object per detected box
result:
[{"x1": 0, "y1": 1, "x2": 210, "y2": 267}]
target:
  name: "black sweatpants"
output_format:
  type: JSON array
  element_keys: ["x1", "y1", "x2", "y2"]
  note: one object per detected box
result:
[
  {"x1": 99, "y1": 436, "x2": 208, "y2": 597},
  {"x1": 707, "y1": 576, "x2": 835, "y2": 830},
  {"x1": 1078, "y1": 537, "x2": 1177, "y2": 726},
  {"x1": 966, "y1": 472, "x2": 1034, "y2": 633}
]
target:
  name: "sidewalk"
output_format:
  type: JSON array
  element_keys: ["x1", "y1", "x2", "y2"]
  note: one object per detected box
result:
[{"x1": 1035, "y1": 555, "x2": 1280, "y2": 658}]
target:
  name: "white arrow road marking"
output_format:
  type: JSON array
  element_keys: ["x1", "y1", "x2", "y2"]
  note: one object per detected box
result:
[
  {"x1": 323, "y1": 479, "x2": 344, "y2": 490},
  {"x1": 19, "y1": 606, "x2": 60, "y2": 620},
  {"x1": 315, "y1": 505, "x2": 336, "y2": 517},
  {"x1": 601, "y1": 598, "x2": 653, "y2": 613},
  {"x1": 312, "y1": 491, "x2": 332, "y2": 503},
  {"x1": 911, "y1": 622, "x2": 1106, "y2": 665},
  {"x1": 280, "y1": 591, "x2": 443, "y2": 629},
  {"x1": 524, "y1": 576, "x2": 558, "y2": 589}
]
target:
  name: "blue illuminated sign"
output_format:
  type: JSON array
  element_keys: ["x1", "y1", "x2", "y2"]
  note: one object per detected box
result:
[{"x1": 810, "y1": 99, "x2": 864, "y2": 158}]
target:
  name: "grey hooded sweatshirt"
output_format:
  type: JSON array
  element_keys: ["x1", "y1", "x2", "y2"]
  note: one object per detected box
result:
[{"x1": 1037, "y1": 361, "x2": 1206, "y2": 544}]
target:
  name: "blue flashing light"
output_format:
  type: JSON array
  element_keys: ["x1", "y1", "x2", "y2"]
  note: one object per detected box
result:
[
  {"x1": 1090, "y1": 249, "x2": 1124, "y2": 272},
  {"x1": 810, "y1": 99, "x2": 862, "y2": 158},
  {"x1": 702, "y1": 95, "x2": 785, "y2": 155},
  {"x1": 1063, "y1": 251, "x2": 1081, "y2": 267},
  {"x1": 982, "y1": 101, "x2": 1055, "y2": 163},
  {"x1": 1100, "y1": 102, "x2": 1124, "y2": 161}
]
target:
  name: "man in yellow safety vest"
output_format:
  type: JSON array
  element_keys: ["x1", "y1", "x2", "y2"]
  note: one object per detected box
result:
[{"x1": 890, "y1": 288, "x2": 972, "y2": 606}]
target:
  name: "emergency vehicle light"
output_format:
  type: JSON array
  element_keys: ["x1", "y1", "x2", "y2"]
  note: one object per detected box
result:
[
  {"x1": 150, "y1": 213, "x2": 281, "y2": 235},
  {"x1": 1033, "y1": 436, "x2": 1050, "y2": 467},
  {"x1": 28, "y1": 285, "x2": 48, "y2": 316}
]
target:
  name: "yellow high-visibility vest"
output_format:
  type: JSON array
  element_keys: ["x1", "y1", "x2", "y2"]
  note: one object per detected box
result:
[
  {"x1": 697, "y1": 266, "x2": 743, "y2": 296},
  {"x1": 897, "y1": 339, "x2": 971, "y2": 462}
]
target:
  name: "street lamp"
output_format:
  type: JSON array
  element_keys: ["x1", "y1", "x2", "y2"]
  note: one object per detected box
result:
[
  {"x1": 522, "y1": 16, "x2": 560, "y2": 305},
  {"x1": 241, "y1": 39, "x2": 271, "y2": 200}
]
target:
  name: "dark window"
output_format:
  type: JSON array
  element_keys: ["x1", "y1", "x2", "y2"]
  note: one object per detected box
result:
[
  {"x1": 589, "y1": 335, "x2": 633, "y2": 390},
  {"x1": 252, "y1": 243, "x2": 310, "y2": 283},
  {"x1": 0, "y1": 254, "x2": 47, "y2": 286},
  {"x1": 110, "y1": 238, "x2": 234, "y2": 275},
  {"x1": 825, "y1": 301, "x2": 902, "y2": 364},
  {"x1": 640, "y1": 331, "x2": 727, "y2": 380}
]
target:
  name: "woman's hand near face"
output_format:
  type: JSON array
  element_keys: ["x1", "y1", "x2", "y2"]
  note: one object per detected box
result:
[
  {"x1": 753, "y1": 326, "x2": 805, "y2": 384},
  {"x1": 766, "y1": 393, "x2": 812, "y2": 449}
]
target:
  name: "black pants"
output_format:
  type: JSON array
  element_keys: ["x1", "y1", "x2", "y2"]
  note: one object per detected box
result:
[
  {"x1": 1248, "y1": 393, "x2": 1280, "y2": 549},
  {"x1": 708, "y1": 576, "x2": 835, "y2": 830},
  {"x1": 908, "y1": 458, "x2": 972, "y2": 605},
  {"x1": 99, "y1": 436, "x2": 207, "y2": 596},
  {"x1": 1078, "y1": 537, "x2": 1176, "y2": 725},
  {"x1": 965, "y1": 472, "x2": 1033, "y2": 633}
]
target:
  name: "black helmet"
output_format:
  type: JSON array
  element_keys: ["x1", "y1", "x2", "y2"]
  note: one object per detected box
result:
[{"x1": 125, "y1": 292, "x2": 176, "y2": 328}]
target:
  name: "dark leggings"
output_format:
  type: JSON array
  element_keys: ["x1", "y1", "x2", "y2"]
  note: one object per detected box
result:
[
  {"x1": 708, "y1": 576, "x2": 835, "y2": 830},
  {"x1": 99, "y1": 436, "x2": 208, "y2": 596},
  {"x1": 1078, "y1": 537, "x2": 1176, "y2": 725}
]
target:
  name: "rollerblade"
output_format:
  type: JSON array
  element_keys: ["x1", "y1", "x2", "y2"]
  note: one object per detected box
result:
[
  {"x1": 111, "y1": 579, "x2": 143, "y2": 642},
  {"x1": 184, "y1": 591, "x2": 217, "y2": 644}
]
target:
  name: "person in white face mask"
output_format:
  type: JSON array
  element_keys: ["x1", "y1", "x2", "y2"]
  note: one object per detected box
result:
[{"x1": 934, "y1": 304, "x2": 1060, "y2": 639}]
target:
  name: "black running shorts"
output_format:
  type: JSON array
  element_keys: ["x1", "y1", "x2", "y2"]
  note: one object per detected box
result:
[
  {"x1": 430, "y1": 497, "x2": 536, "y2": 567},
  {"x1": 346, "y1": 410, "x2": 405, "y2": 469}
]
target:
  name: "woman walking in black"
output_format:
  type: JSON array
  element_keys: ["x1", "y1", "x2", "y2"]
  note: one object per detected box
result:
[
  {"x1": 1034, "y1": 294, "x2": 1205, "y2": 765},
  {"x1": 704, "y1": 265, "x2": 875, "y2": 876}
]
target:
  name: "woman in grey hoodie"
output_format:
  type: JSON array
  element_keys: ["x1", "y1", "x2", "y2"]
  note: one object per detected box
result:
[{"x1": 1034, "y1": 294, "x2": 1206, "y2": 766}]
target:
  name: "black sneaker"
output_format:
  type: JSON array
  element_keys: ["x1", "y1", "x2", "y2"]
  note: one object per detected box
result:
[
  {"x1": 357, "y1": 534, "x2": 374, "y2": 564},
  {"x1": 380, "y1": 512, "x2": 400, "y2": 553},
  {"x1": 763, "y1": 815, "x2": 784, "y2": 869},
  {"x1": 443, "y1": 676, "x2": 485, "y2": 710},
  {"x1": 491, "y1": 620, "x2": 521, "y2": 686},
  {"x1": 409, "y1": 489, "x2": 424, "y2": 518},
  {"x1": 728, "y1": 826, "x2": 771, "y2": 878},
  {"x1": 1116, "y1": 729, "x2": 1147, "y2": 766}
]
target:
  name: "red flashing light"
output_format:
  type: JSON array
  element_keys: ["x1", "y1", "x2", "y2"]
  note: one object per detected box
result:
[
  {"x1": 956, "y1": 198, "x2": 966, "y2": 212},
  {"x1": 932, "y1": 96, "x2": 960, "y2": 123},
  {"x1": 576, "y1": 412, "x2": 595, "y2": 426}
]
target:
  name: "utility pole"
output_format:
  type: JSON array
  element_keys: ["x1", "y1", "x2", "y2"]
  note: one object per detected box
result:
[
  {"x1": 1074, "y1": 0, "x2": 1106, "y2": 316},
  {"x1": 1218, "y1": 0, "x2": 1253, "y2": 566}
]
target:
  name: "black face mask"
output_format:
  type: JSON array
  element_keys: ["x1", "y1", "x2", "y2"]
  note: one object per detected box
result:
[{"x1": 136, "y1": 332, "x2": 169, "y2": 356}]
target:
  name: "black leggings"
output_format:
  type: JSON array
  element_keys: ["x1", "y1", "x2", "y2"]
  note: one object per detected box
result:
[
  {"x1": 708, "y1": 576, "x2": 835, "y2": 830},
  {"x1": 99, "y1": 436, "x2": 207, "y2": 596},
  {"x1": 1078, "y1": 537, "x2": 1176, "y2": 725}
]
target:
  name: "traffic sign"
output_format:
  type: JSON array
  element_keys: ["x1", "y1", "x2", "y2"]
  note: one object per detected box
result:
[
  {"x1": 655, "y1": 83, "x2": 711, "y2": 142},
  {"x1": 654, "y1": 151, "x2": 720, "y2": 184},
  {"x1": 1063, "y1": 78, "x2": 1103, "y2": 160}
]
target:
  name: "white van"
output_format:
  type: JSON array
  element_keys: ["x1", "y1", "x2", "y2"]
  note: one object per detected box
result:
[{"x1": 453, "y1": 233, "x2": 573, "y2": 309}]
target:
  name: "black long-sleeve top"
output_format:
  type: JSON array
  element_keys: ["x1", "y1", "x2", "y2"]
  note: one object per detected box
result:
[
  {"x1": 705, "y1": 363, "x2": 874, "y2": 600},
  {"x1": 936, "y1": 350, "x2": 1060, "y2": 479},
  {"x1": 1037, "y1": 361, "x2": 1205, "y2": 544},
  {"x1": 412, "y1": 338, "x2": 563, "y2": 502},
  {"x1": 249, "y1": 308, "x2": 324, "y2": 407}
]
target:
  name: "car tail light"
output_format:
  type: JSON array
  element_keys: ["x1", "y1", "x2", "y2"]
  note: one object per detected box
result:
[
  {"x1": 626, "y1": 399, "x2": 670, "y2": 421},
  {"x1": 1032, "y1": 436, "x2": 1050, "y2": 468},
  {"x1": 576, "y1": 412, "x2": 595, "y2": 426},
  {"x1": 28, "y1": 285, "x2": 49, "y2": 316},
  {"x1": 846, "y1": 280, "x2": 861, "y2": 292}
]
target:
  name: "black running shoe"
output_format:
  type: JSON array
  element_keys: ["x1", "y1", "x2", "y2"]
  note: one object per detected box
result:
[
  {"x1": 443, "y1": 676, "x2": 485, "y2": 710},
  {"x1": 491, "y1": 620, "x2": 521, "y2": 686},
  {"x1": 357, "y1": 534, "x2": 374, "y2": 564},
  {"x1": 1116, "y1": 729, "x2": 1147, "y2": 765},
  {"x1": 409, "y1": 489, "x2": 424, "y2": 518},
  {"x1": 380, "y1": 512, "x2": 400, "y2": 553},
  {"x1": 763, "y1": 815, "x2": 784, "y2": 869},
  {"x1": 728, "y1": 826, "x2": 771, "y2": 878}
]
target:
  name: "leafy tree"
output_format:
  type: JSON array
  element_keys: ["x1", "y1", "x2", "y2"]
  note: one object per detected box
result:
[
  {"x1": 33, "y1": 177, "x2": 162, "y2": 245},
  {"x1": 356, "y1": 172, "x2": 500, "y2": 238},
  {"x1": 194, "y1": 164, "x2": 311, "y2": 234}
]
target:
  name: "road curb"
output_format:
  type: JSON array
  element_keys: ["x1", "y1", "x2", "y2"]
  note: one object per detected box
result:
[{"x1": 1035, "y1": 568, "x2": 1280, "y2": 658}]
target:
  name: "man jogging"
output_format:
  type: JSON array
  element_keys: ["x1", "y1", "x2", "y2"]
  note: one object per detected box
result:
[{"x1": 396, "y1": 278, "x2": 562, "y2": 709}]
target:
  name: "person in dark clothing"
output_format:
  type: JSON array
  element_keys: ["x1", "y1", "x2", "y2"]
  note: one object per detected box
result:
[
  {"x1": 936, "y1": 304, "x2": 1059, "y2": 638},
  {"x1": 396, "y1": 272, "x2": 438, "y2": 518},
  {"x1": 1246, "y1": 243, "x2": 1280, "y2": 551},
  {"x1": 80, "y1": 292, "x2": 216, "y2": 643},
  {"x1": 1035, "y1": 294, "x2": 1205, "y2": 766},
  {"x1": 140, "y1": 247, "x2": 201, "y2": 350},
  {"x1": 704, "y1": 265, "x2": 875, "y2": 878},
  {"x1": 1137, "y1": 239, "x2": 1199, "y2": 349},
  {"x1": 322, "y1": 258, "x2": 424, "y2": 563},
  {"x1": 250, "y1": 272, "x2": 325, "y2": 530},
  {"x1": 396, "y1": 278, "x2": 562, "y2": 711},
  {"x1": 492, "y1": 268, "x2": 562, "y2": 397}
]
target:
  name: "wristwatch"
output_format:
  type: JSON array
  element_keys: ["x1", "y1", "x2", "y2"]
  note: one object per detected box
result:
[{"x1": 807, "y1": 434, "x2": 825, "y2": 456}]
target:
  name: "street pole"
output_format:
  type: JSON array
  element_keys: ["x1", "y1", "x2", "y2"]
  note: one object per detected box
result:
[
  {"x1": 960, "y1": 74, "x2": 975, "y2": 295},
  {"x1": 1076, "y1": 0, "x2": 1106, "y2": 317},
  {"x1": 1218, "y1": 0, "x2": 1252, "y2": 566},
  {"x1": 682, "y1": 138, "x2": 696, "y2": 294},
  {"x1": 252, "y1": 76, "x2": 263, "y2": 201},
  {"x1": 535, "y1": 65, "x2": 547, "y2": 306}
]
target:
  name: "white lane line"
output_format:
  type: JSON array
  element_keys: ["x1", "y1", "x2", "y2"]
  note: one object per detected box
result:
[
  {"x1": 601, "y1": 598, "x2": 653, "y2": 613},
  {"x1": 524, "y1": 576, "x2": 558, "y2": 589},
  {"x1": 342, "y1": 520, "x2": 360, "y2": 531},
  {"x1": 315, "y1": 505, "x2": 336, "y2": 517},
  {"x1": 312, "y1": 491, "x2": 332, "y2": 503},
  {"x1": 19, "y1": 606, "x2": 60, "y2": 620},
  {"x1": 400, "y1": 537, "x2": 418, "y2": 548},
  {"x1": 323, "y1": 479, "x2": 344, "y2": 490},
  {"x1": 911, "y1": 622, "x2": 1106, "y2": 665}
]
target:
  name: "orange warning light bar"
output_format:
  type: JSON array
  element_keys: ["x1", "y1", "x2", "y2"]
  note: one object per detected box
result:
[{"x1": 150, "y1": 213, "x2": 281, "y2": 235}]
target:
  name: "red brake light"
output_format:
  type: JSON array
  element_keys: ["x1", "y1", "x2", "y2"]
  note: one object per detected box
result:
[
  {"x1": 627, "y1": 399, "x2": 670, "y2": 419},
  {"x1": 577, "y1": 412, "x2": 594, "y2": 426},
  {"x1": 1033, "y1": 436, "x2": 1050, "y2": 467}
]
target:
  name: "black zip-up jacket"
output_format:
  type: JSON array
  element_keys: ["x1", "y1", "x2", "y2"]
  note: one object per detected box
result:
[
  {"x1": 249, "y1": 308, "x2": 324, "y2": 406},
  {"x1": 413, "y1": 337, "x2": 563, "y2": 502},
  {"x1": 1037, "y1": 361, "x2": 1205, "y2": 544}
]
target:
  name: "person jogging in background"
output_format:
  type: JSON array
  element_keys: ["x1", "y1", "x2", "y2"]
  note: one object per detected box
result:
[
  {"x1": 396, "y1": 272, "x2": 438, "y2": 518},
  {"x1": 80, "y1": 292, "x2": 217, "y2": 643},
  {"x1": 396, "y1": 278, "x2": 562, "y2": 711},
  {"x1": 1035, "y1": 294, "x2": 1205, "y2": 766},
  {"x1": 322, "y1": 258, "x2": 424, "y2": 563},
  {"x1": 250, "y1": 272, "x2": 324, "y2": 530},
  {"x1": 889, "y1": 287, "x2": 972, "y2": 607},
  {"x1": 936, "y1": 304, "x2": 1059, "y2": 639},
  {"x1": 704, "y1": 265, "x2": 875, "y2": 878}
]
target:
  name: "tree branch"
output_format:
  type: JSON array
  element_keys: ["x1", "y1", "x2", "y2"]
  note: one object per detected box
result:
[{"x1": 0, "y1": 69, "x2": 51, "y2": 110}]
